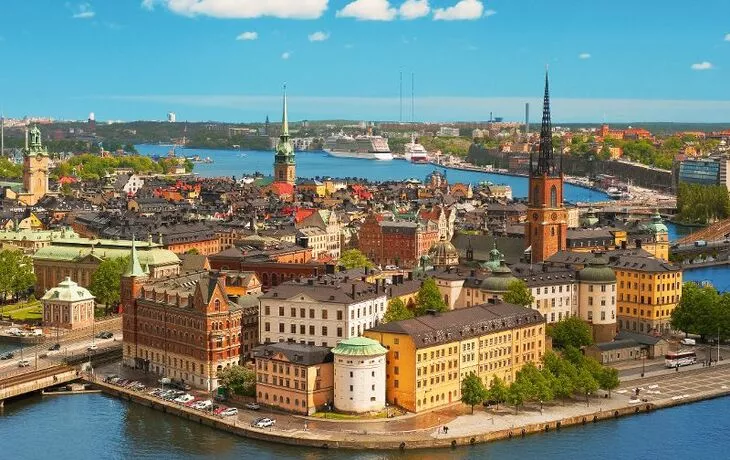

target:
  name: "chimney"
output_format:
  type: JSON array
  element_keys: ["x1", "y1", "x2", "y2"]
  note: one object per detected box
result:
[
  {"x1": 375, "y1": 282, "x2": 379, "y2": 294},
  {"x1": 621, "y1": 240, "x2": 627, "y2": 250},
  {"x1": 364, "y1": 266, "x2": 369, "y2": 275},
  {"x1": 351, "y1": 283, "x2": 356, "y2": 298},
  {"x1": 381, "y1": 278, "x2": 386, "y2": 290}
]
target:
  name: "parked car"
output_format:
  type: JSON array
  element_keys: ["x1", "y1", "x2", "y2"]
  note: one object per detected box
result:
[
  {"x1": 680, "y1": 338, "x2": 696, "y2": 346},
  {"x1": 252, "y1": 417, "x2": 275, "y2": 428},
  {"x1": 48, "y1": 343, "x2": 61, "y2": 351},
  {"x1": 193, "y1": 400, "x2": 213, "y2": 411},
  {"x1": 245, "y1": 402, "x2": 261, "y2": 411},
  {"x1": 18, "y1": 359, "x2": 31, "y2": 367},
  {"x1": 87, "y1": 345, "x2": 98, "y2": 352},
  {"x1": 96, "y1": 331, "x2": 114, "y2": 339},
  {"x1": 174, "y1": 394, "x2": 195, "y2": 404},
  {"x1": 0, "y1": 352, "x2": 14, "y2": 360},
  {"x1": 220, "y1": 407, "x2": 238, "y2": 417}
]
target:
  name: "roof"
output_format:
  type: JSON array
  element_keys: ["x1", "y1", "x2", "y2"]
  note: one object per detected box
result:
[
  {"x1": 577, "y1": 253, "x2": 616, "y2": 283},
  {"x1": 332, "y1": 337, "x2": 387, "y2": 357},
  {"x1": 261, "y1": 278, "x2": 385, "y2": 304},
  {"x1": 368, "y1": 302, "x2": 544, "y2": 349},
  {"x1": 615, "y1": 330, "x2": 664, "y2": 346},
  {"x1": 33, "y1": 239, "x2": 180, "y2": 267},
  {"x1": 41, "y1": 277, "x2": 94, "y2": 302},
  {"x1": 253, "y1": 342, "x2": 333, "y2": 366},
  {"x1": 593, "y1": 339, "x2": 639, "y2": 351}
]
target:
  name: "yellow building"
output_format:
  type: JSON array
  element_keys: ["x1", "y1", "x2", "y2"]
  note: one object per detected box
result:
[
  {"x1": 615, "y1": 254, "x2": 682, "y2": 335},
  {"x1": 364, "y1": 302, "x2": 545, "y2": 413}
]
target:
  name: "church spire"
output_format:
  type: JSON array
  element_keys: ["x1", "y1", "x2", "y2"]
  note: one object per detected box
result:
[
  {"x1": 533, "y1": 68, "x2": 557, "y2": 177},
  {"x1": 124, "y1": 234, "x2": 146, "y2": 277},
  {"x1": 281, "y1": 84, "x2": 289, "y2": 137}
]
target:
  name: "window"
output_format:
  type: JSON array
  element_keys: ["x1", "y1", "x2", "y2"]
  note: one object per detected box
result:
[
  {"x1": 264, "y1": 322, "x2": 270, "y2": 332},
  {"x1": 309, "y1": 325, "x2": 315, "y2": 335},
  {"x1": 322, "y1": 310, "x2": 328, "y2": 320},
  {"x1": 337, "y1": 327, "x2": 343, "y2": 337},
  {"x1": 279, "y1": 323, "x2": 284, "y2": 333},
  {"x1": 550, "y1": 185, "x2": 557, "y2": 207},
  {"x1": 279, "y1": 307, "x2": 284, "y2": 316},
  {"x1": 322, "y1": 326, "x2": 328, "y2": 336},
  {"x1": 337, "y1": 310, "x2": 343, "y2": 320}
]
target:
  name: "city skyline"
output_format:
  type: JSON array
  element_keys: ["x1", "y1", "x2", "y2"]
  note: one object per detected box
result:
[{"x1": 2, "y1": 1, "x2": 730, "y2": 122}]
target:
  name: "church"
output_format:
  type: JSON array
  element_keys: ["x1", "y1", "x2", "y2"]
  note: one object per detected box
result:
[{"x1": 15, "y1": 125, "x2": 50, "y2": 206}]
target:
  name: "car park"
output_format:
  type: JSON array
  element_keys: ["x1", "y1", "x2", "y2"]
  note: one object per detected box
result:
[
  {"x1": 174, "y1": 394, "x2": 195, "y2": 404},
  {"x1": 245, "y1": 403, "x2": 260, "y2": 411}
]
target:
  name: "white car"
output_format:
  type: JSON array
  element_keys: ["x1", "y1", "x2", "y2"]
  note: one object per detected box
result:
[
  {"x1": 253, "y1": 418, "x2": 275, "y2": 428},
  {"x1": 245, "y1": 402, "x2": 260, "y2": 411},
  {"x1": 220, "y1": 407, "x2": 238, "y2": 417},
  {"x1": 174, "y1": 394, "x2": 195, "y2": 404},
  {"x1": 680, "y1": 338, "x2": 696, "y2": 346},
  {"x1": 87, "y1": 345, "x2": 98, "y2": 352},
  {"x1": 193, "y1": 400, "x2": 213, "y2": 411},
  {"x1": 18, "y1": 359, "x2": 31, "y2": 367}
]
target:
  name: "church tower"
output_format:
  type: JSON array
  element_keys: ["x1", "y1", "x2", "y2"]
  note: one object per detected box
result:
[
  {"x1": 525, "y1": 70, "x2": 567, "y2": 263},
  {"x1": 20, "y1": 125, "x2": 50, "y2": 206},
  {"x1": 273, "y1": 85, "x2": 296, "y2": 185},
  {"x1": 121, "y1": 236, "x2": 148, "y2": 368}
]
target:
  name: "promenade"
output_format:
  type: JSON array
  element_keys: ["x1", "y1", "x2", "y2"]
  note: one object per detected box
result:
[{"x1": 88, "y1": 359, "x2": 730, "y2": 450}]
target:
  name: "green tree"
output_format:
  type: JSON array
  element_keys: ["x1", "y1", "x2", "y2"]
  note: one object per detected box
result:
[
  {"x1": 382, "y1": 297, "x2": 414, "y2": 323},
  {"x1": 216, "y1": 365, "x2": 256, "y2": 397},
  {"x1": 461, "y1": 373, "x2": 488, "y2": 414},
  {"x1": 542, "y1": 350, "x2": 578, "y2": 403},
  {"x1": 185, "y1": 248, "x2": 200, "y2": 255},
  {"x1": 0, "y1": 250, "x2": 37, "y2": 301},
  {"x1": 486, "y1": 376, "x2": 509, "y2": 409},
  {"x1": 338, "y1": 249, "x2": 374, "y2": 270},
  {"x1": 574, "y1": 367, "x2": 599, "y2": 405},
  {"x1": 548, "y1": 316, "x2": 594, "y2": 349},
  {"x1": 414, "y1": 278, "x2": 447, "y2": 316},
  {"x1": 671, "y1": 282, "x2": 725, "y2": 340},
  {"x1": 596, "y1": 367, "x2": 620, "y2": 398},
  {"x1": 89, "y1": 256, "x2": 130, "y2": 315},
  {"x1": 502, "y1": 279, "x2": 535, "y2": 307},
  {"x1": 506, "y1": 380, "x2": 528, "y2": 414}
]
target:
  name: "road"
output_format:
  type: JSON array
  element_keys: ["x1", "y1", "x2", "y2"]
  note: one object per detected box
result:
[{"x1": 617, "y1": 344, "x2": 730, "y2": 378}]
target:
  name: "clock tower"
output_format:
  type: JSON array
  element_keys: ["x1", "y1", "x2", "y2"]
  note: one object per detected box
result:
[
  {"x1": 273, "y1": 85, "x2": 296, "y2": 185},
  {"x1": 525, "y1": 70, "x2": 567, "y2": 263}
]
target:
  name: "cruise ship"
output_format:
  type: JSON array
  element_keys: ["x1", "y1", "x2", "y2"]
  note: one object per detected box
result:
[
  {"x1": 323, "y1": 133, "x2": 393, "y2": 161},
  {"x1": 403, "y1": 133, "x2": 429, "y2": 163}
]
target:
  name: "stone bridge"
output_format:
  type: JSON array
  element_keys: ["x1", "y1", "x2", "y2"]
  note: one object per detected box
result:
[{"x1": 0, "y1": 365, "x2": 78, "y2": 406}]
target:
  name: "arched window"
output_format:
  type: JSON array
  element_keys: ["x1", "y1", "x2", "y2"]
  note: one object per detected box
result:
[
  {"x1": 271, "y1": 273, "x2": 279, "y2": 286},
  {"x1": 550, "y1": 185, "x2": 558, "y2": 208},
  {"x1": 214, "y1": 299, "x2": 221, "y2": 311}
]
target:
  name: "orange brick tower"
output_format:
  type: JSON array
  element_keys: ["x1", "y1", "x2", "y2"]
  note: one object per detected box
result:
[{"x1": 525, "y1": 70, "x2": 567, "y2": 263}]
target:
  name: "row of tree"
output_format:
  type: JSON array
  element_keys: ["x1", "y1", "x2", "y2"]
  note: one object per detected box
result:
[
  {"x1": 671, "y1": 282, "x2": 730, "y2": 341},
  {"x1": 0, "y1": 250, "x2": 36, "y2": 302},
  {"x1": 461, "y1": 347, "x2": 620, "y2": 414},
  {"x1": 54, "y1": 154, "x2": 191, "y2": 181},
  {"x1": 676, "y1": 183, "x2": 730, "y2": 225}
]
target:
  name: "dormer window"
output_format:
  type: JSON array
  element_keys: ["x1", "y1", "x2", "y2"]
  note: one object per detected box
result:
[{"x1": 214, "y1": 299, "x2": 221, "y2": 311}]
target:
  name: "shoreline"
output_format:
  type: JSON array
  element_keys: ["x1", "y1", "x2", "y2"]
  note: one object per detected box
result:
[{"x1": 84, "y1": 366, "x2": 730, "y2": 451}]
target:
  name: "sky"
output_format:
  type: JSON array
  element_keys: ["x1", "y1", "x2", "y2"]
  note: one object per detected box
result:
[{"x1": 2, "y1": 0, "x2": 730, "y2": 123}]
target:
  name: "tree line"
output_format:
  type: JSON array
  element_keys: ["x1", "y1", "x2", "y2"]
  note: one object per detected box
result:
[
  {"x1": 671, "y1": 282, "x2": 730, "y2": 341},
  {"x1": 676, "y1": 183, "x2": 730, "y2": 225}
]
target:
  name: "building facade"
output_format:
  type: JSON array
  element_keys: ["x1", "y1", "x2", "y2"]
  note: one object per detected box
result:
[
  {"x1": 364, "y1": 302, "x2": 546, "y2": 413},
  {"x1": 577, "y1": 252, "x2": 618, "y2": 343},
  {"x1": 273, "y1": 87, "x2": 296, "y2": 185},
  {"x1": 358, "y1": 214, "x2": 439, "y2": 268},
  {"x1": 19, "y1": 125, "x2": 50, "y2": 206},
  {"x1": 41, "y1": 277, "x2": 95, "y2": 330},
  {"x1": 332, "y1": 337, "x2": 387, "y2": 413}
]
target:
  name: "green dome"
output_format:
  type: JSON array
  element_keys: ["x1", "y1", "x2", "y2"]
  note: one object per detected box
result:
[
  {"x1": 481, "y1": 262, "x2": 518, "y2": 293},
  {"x1": 332, "y1": 337, "x2": 388, "y2": 357},
  {"x1": 482, "y1": 242, "x2": 505, "y2": 272},
  {"x1": 644, "y1": 211, "x2": 668, "y2": 234},
  {"x1": 428, "y1": 236, "x2": 459, "y2": 267},
  {"x1": 577, "y1": 253, "x2": 616, "y2": 283}
]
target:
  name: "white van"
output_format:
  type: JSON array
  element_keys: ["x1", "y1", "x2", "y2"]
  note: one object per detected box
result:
[{"x1": 680, "y1": 338, "x2": 696, "y2": 346}]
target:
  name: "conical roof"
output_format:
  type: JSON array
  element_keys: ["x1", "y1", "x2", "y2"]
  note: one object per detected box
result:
[
  {"x1": 123, "y1": 235, "x2": 146, "y2": 277},
  {"x1": 332, "y1": 337, "x2": 387, "y2": 357}
]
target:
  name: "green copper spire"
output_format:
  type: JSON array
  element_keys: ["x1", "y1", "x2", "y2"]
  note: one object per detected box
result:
[
  {"x1": 124, "y1": 235, "x2": 146, "y2": 277},
  {"x1": 25, "y1": 125, "x2": 49, "y2": 157},
  {"x1": 274, "y1": 84, "x2": 294, "y2": 164}
]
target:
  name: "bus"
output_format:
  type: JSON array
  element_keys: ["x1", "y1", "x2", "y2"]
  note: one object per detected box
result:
[{"x1": 665, "y1": 351, "x2": 697, "y2": 368}]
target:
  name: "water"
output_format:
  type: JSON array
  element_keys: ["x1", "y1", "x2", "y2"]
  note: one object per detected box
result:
[
  {"x1": 135, "y1": 145, "x2": 607, "y2": 203},
  {"x1": 0, "y1": 392, "x2": 728, "y2": 459},
  {"x1": 665, "y1": 222, "x2": 695, "y2": 242},
  {"x1": 683, "y1": 265, "x2": 730, "y2": 292}
]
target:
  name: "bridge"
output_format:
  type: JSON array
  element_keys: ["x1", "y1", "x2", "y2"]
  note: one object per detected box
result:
[
  {"x1": 0, "y1": 365, "x2": 78, "y2": 407},
  {"x1": 670, "y1": 239, "x2": 730, "y2": 268},
  {"x1": 677, "y1": 218, "x2": 730, "y2": 245}
]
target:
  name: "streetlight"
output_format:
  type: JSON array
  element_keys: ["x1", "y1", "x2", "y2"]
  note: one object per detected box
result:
[{"x1": 641, "y1": 349, "x2": 646, "y2": 378}]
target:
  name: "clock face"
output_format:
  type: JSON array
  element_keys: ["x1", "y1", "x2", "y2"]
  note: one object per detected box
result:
[
  {"x1": 532, "y1": 212, "x2": 539, "y2": 221},
  {"x1": 551, "y1": 212, "x2": 558, "y2": 221}
]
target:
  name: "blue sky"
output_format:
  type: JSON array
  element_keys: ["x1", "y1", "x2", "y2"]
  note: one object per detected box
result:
[{"x1": 2, "y1": 0, "x2": 730, "y2": 123}]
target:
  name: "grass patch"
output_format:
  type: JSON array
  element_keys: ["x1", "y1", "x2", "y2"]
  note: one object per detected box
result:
[
  {"x1": 6, "y1": 305, "x2": 42, "y2": 321},
  {"x1": 311, "y1": 408, "x2": 395, "y2": 420}
]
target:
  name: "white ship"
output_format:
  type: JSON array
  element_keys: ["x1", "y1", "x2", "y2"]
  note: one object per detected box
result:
[
  {"x1": 323, "y1": 133, "x2": 393, "y2": 161},
  {"x1": 403, "y1": 133, "x2": 429, "y2": 163}
]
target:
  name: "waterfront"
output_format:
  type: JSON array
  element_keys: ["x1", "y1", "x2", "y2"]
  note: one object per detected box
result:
[
  {"x1": 0, "y1": 392, "x2": 728, "y2": 459},
  {"x1": 135, "y1": 145, "x2": 607, "y2": 203}
]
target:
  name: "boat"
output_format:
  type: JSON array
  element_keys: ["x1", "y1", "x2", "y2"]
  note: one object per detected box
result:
[
  {"x1": 42, "y1": 383, "x2": 101, "y2": 396},
  {"x1": 403, "y1": 133, "x2": 429, "y2": 163},
  {"x1": 323, "y1": 133, "x2": 393, "y2": 161},
  {"x1": 606, "y1": 187, "x2": 623, "y2": 199}
]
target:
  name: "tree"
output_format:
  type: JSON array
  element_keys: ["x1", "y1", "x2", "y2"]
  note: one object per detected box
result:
[
  {"x1": 543, "y1": 351, "x2": 578, "y2": 403},
  {"x1": 503, "y1": 280, "x2": 535, "y2": 307},
  {"x1": 382, "y1": 297, "x2": 414, "y2": 323},
  {"x1": 0, "y1": 250, "x2": 37, "y2": 301},
  {"x1": 548, "y1": 316, "x2": 594, "y2": 349},
  {"x1": 506, "y1": 380, "x2": 528, "y2": 414},
  {"x1": 414, "y1": 278, "x2": 447, "y2": 316},
  {"x1": 574, "y1": 367, "x2": 599, "y2": 405},
  {"x1": 89, "y1": 256, "x2": 130, "y2": 314},
  {"x1": 596, "y1": 367, "x2": 620, "y2": 398},
  {"x1": 185, "y1": 248, "x2": 200, "y2": 255},
  {"x1": 461, "y1": 374, "x2": 488, "y2": 414},
  {"x1": 338, "y1": 249, "x2": 374, "y2": 270},
  {"x1": 671, "y1": 282, "x2": 723, "y2": 340},
  {"x1": 216, "y1": 365, "x2": 256, "y2": 397},
  {"x1": 487, "y1": 376, "x2": 509, "y2": 410}
]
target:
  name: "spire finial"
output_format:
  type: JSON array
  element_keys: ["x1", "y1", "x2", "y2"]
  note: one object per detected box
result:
[
  {"x1": 534, "y1": 67, "x2": 555, "y2": 176},
  {"x1": 281, "y1": 83, "x2": 289, "y2": 137}
]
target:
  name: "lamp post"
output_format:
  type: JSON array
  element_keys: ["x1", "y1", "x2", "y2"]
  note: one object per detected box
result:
[{"x1": 641, "y1": 349, "x2": 646, "y2": 378}]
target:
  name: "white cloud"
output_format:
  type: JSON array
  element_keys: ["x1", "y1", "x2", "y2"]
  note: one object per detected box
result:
[
  {"x1": 308, "y1": 31, "x2": 330, "y2": 42},
  {"x1": 141, "y1": 0, "x2": 329, "y2": 19},
  {"x1": 72, "y1": 3, "x2": 96, "y2": 19},
  {"x1": 433, "y1": 0, "x2": 483, "y2": 21},
  {"x1": 281, "y1": 51, "x2": 292, "y2": 60},
  {"x1": 236, "y1": 32, "x2": 258, "y2": 41},
  {"x1": 725, "y1": 33, "x2": 730, "y2": 41},
  {"x1": 579, "y1": 53, "x2": 591, "y2": 59},
  {"x1": 691, "y1": 61, "x2": 713, "y2": 71},
  {"x1": 483, "y1": 9, "x2": 496, "y2": 17},
  {"x1": 337, "y1": 0, "x2": 397, "y2": 21},
  {"x1": 399, "y1": 0, "x2": 430, "y2": 20}
]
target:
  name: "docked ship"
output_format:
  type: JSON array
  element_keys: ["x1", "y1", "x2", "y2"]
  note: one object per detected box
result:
[
  {"x1": 323, "y1": 133, "x2": 393, "y2": 161},
  {"x1": 403, "y1": 133, "x2": 429, "y2": 163}
]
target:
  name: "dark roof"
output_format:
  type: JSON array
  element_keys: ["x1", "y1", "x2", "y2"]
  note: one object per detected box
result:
[
  {"x1": 451, "y1": 233, "x2": 526, "y2": 264},
  {"x1": 593, "y1": 339, "x2": 640, "y2": 351},
  {"x1": 253, "y1": 342, "x2": 333, "y2": 366},
  {"x1": 261, "y1": 278, "x2": 385, "y2": 304},
  {"x1": 179, "y1": 254, "x2": 209, "y2": 272},
  {"x1": 615, "y1": 330, "x2": 664, "y2": 346},
  {"x1": 368, "y1": 301, "x2": 544, "y2": 349},
  {"x1": 546, "y1": 249, "x2": 680, "y2": 273}
]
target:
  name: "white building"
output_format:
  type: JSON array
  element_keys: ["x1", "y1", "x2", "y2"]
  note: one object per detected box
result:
[
  {"x1": 332, "y1": 337, "x2": 387, "y2": 413},
  {"x1": 122, "y1": 174, "x2": 144, "y2": 196},
  {"x1": 577, "y1": 252, "x2": 617, "y2": 343},
  {"x1": 296, "y1": 210, "x2": 341, "y2": 260},
  {"x1": 259, "y1": 278, "x2": 387, "y2": 348},
  {"x1": 41, "y1": 277, "x2": 95, "y2": 330},
  {"x1": 438, "y1": 126, "x2": 460, "y2": 137},
  {"x1": 167, "y1": 112, "x2": 176, "y2": 123}
]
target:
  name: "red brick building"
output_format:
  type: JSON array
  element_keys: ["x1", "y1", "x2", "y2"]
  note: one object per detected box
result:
[{"x1": 358, "y1": 213, "x2": 439, "y2": 268}]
